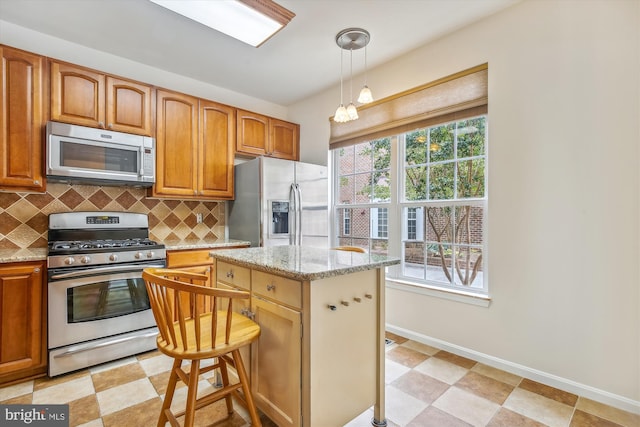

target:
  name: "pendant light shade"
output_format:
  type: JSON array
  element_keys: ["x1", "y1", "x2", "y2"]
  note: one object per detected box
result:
[
  {"x1": 333, "y1": 28, "x2": 372, "y2": 122},
  {"x1": 334, "y1": 104, "x2": 349, "y2": 123},
  {"x1": 358, "y1": 85, "x2": 373, "y2": 104}
]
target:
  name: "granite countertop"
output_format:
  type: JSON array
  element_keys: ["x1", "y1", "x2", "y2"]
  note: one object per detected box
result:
[
  {"x1": 164, "y1": 239, "x2": 251, "y2": 251},
  {"x1": 0, "y1": 248, "x2": 48, "y2": 264},
  {"x1": 210, "y1": 245, "x2": 400, "y2": 281}
]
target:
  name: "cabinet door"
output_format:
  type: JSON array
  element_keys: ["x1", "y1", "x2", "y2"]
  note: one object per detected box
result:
[
  {"x1": 270, "y1": 118, "x2": 299, "y2": 161},
  {"x1": 153, "y1": 89, "x2": 199, "y2": 197},
  {"x1": 199, "y1": 100, "x2": 235, "y2": 199},
  {"x1": 105, "y1": 76, "x2": 153, "y2": 136},
  {"x1": 0, "y1": 262, "x2": 45, "y2": 381},
  {"x1": 236, "y1": 109, "x2": 269, "y2": 156},
  {"x1": 0, "y1": 46, "x2": 45, "y2": 192},
  {"x1": 251, "y1": 296, "x2": 301, "y2": 427},
  {"x1": 50, "y1": 62, "x2": 105, "y2": 127}
]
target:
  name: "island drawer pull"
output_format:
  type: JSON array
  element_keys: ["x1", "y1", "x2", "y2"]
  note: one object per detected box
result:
[
  {"x1": 226, "y1": 270, "x2": 234, "y2": 278},
  {"x1": 266, "y1": 284, "x2": 276, "y2": 291}
]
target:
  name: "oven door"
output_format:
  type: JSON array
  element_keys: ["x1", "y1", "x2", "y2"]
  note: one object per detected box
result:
[{"x1": 48, "y1": 262, "x2": 163, "y2": 350}]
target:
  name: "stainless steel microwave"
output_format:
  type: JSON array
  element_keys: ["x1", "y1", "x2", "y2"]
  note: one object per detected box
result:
[{"x1": 46, "y1": 121, "x2": 155, "y2": 187}]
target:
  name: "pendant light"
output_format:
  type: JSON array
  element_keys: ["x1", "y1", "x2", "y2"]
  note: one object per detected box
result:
[
  {"x1": 333, "y1": 36, "x2": 349, "y2": 123},
  {"x1": 334, "y1": 28, "x2": 372, "y2": 123},
  {"x1": 357, "y1": 32, "x2": 374, "y2": 104}
]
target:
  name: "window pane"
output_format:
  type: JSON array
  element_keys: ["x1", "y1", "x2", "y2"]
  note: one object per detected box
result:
[
  {"x1": 426, "y1": 206, "x2": 452, "y2": 244},
  {"x1": 457, "y1": 158, "x2": 485, "y2": 198},
  {"x1": 338, "y1": 175, "x2": 355, "y2": 204},
  {"x1": 453, "y1": 246, "x2": 483, "y2": 288},
  {"x1": 406, "y1": 130, "x2": 428, "y2": 165},
  {"x1": 350, "y1": 208, "x2": 370, "y2": 239},
  {"x1": 403, "y1": 241, "x2": 425, "y2": 279},
  {"x1": 355, "y1": 173, "x2": 372, "y2": 203},
  {"x1": 429, "y1": 163, "x2": 455, "y2": 199},
  {"x1": 338, "y1": 145, "x2": 355, "y2": 175},
  {"x1": 405, "y1": 165, "x2": 426, "y2": 201},
  {"x1": 373, "y1": 138, "x2": 391, "y2": 170},
  {"x1": 337, "y1": 208, "x2": 354, "y2": 236},
  {"x1": 371, "y1": 238, "x2": 388, "y2": 256},
  {"x1": 426, "y1": 243, "x2": 453, "y2": 284},
  {"x1": 355, "y1": 143, "x2": 373, "y2": 173},
  {"x1": 374, "y1": 170, "x2": 391, "y2": 202},
  {"x1": 456, "y1": 117, "x2": 485, "y2": 158},
  {"x1": 429, "y1": 123, "x2": 454, "y2": 162},
  {"x1": 454, "y1": 205, "x2": 484, "y2": 246}
]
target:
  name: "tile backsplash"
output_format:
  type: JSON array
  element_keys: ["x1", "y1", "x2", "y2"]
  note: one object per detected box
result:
[{"x1": 0, "y1": 183, "x2": 225, "y2": 249}]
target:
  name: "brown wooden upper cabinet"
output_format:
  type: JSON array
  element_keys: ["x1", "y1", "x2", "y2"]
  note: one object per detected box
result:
[
  {"x1": 151, "y1": 89, "x2": 235, "y2": 200},
  {"x1": 50, "y1": 61, "x2": 153, "y2": 136},
  {"x1": 236, "y1": 109, "x2": 299, "y2": 161},
  {"x1": 0, "y1": 45, "x2": 46, "y2": 192}
]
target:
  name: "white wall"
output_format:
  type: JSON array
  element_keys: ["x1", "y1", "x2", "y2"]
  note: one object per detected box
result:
[
  {"x1": 291, "y1": 0, "x2": 640, "y2": 409},
  {"x1": 0, "y1": 20, "x2": 288, "y2": 120}
]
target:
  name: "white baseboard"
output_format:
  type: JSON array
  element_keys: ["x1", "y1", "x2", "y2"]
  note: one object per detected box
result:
[{"x1": 386, "y1": 324, "x2": 640, "y2": 415}]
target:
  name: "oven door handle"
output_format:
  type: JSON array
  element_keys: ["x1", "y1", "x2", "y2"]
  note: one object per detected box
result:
[
  {"x1": 49, "y1": 263, "x2": 165, "y2": 280},
  {"x1": 53, "y1": 329, "x2": 159, "y2": 358}
]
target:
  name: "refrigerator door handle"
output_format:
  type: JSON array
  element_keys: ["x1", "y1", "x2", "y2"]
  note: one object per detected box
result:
[
  {"x1": 295, "y1": 183, "x2": 302, "y2": 245},
  {"x1": 289, "y1": 183, "x2": 297, "y2": 245}
]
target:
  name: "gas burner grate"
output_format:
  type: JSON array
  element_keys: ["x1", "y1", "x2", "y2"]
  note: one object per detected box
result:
[{"x1": 49, "y1": 238, "x2": 160, "y2": 252}]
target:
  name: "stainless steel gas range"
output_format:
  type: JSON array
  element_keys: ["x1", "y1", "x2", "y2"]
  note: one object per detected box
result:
[{"x1": 47, "y1": 211, "x2": 165, "y2": 376}]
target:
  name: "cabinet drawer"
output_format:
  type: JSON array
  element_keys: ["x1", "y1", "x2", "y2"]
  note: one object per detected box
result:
[
  {"x1": 167, "y1": 249, "x2": 214, "y2": 268},
  {"x1": 252, "y1": 270, "x2": 301, "y2": 309},
  {"x1": 216, "y1": 261, "x2": 251, "y2": 290}
]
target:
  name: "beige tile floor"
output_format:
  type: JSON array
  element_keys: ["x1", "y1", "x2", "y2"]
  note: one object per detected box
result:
[{"x1": 1, "y1": 332, "x2": 638, "y2": 427}]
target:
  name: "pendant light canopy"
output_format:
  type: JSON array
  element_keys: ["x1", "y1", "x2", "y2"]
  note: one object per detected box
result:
[{"x1": 333, "y1": 28, "x2": 373, "y2": 123}]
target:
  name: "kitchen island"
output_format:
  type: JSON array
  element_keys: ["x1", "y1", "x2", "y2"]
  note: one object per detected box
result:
[{"x1": 210, "y1": 245, "x2": 400, "y2": 427}]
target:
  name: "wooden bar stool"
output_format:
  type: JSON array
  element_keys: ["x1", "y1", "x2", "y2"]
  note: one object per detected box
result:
[{"x1": 142, "y1": 268, "x2": 262, "y2": 427}]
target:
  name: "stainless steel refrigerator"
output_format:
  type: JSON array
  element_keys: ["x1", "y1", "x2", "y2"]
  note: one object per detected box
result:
[{"x1": 228, "y1": 157, "x2": 329, "y2": 248}]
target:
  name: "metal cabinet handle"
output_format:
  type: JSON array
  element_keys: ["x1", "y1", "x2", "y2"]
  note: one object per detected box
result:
[
  {"x1": 98, "y1": 121, "x2": 105, "y2": 128},
  {"x1": 266, "y1": 284, "x2": 276, "y2": 291},
  {"x1": 328, "y1": 304, "x2": 337, "y2": 311},
  {"x1": 353, "y1": 297, "x2": 361, "y2": 303},
  {"x1": 365, "y1": 294, "x2": 373, "y2": 299},
  {"x1": 341, "y1": 301, "x2": 349, "y2": 307},
  {"x1": 226, "y1": 270, "x2": 234, "y2": 278}
]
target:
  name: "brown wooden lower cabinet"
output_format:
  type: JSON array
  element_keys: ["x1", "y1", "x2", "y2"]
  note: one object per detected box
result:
[{"x1": 0, "y1": 261, "x2": 47, "y2": 385}]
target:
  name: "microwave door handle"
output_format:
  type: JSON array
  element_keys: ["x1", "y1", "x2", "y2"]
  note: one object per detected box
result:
[{"x1": 139, "y1": 146, "x2": 144, "y2": 176}]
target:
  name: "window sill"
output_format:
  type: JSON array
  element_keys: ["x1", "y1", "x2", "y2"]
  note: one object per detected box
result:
[{"x1": 385, "y1": 278, "x2": 491, "y2": 307}]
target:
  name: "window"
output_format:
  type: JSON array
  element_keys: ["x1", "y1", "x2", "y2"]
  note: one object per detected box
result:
[
  {"x1": 334, "y1": 139, "x2": 390, "y2": 252},
  {"x1": 332, "y1": 116, "x2": 487, "y2": 295}
]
